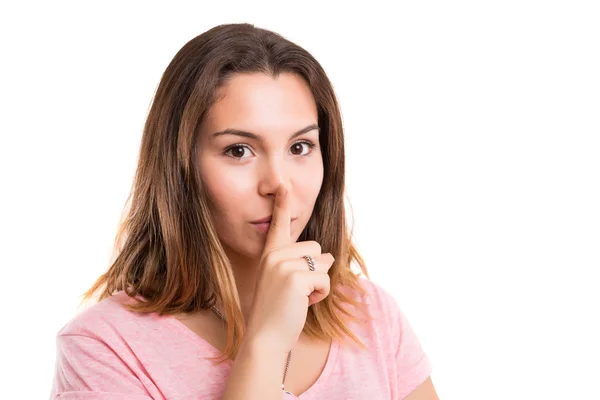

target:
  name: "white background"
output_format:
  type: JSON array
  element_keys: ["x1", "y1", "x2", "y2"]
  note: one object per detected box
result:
[{"x1": 1, "y1": 1, "x2": 599, "y2": 399}]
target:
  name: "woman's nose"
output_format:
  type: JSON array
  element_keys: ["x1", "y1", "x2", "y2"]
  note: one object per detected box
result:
[{"x1": 258, "y1": 158, "x2": 290, "y2": 197}]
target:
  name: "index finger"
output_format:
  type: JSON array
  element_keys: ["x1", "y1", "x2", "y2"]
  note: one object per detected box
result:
[{"x1": 263, "y1": 185, "x2": 291, "y2": 252}]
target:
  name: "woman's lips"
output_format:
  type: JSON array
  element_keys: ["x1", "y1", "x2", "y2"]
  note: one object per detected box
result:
[
  {"x1": 251, "y1": 218, "x2": 297, "y2": 233},
  {"x1": 252, "y1": 222, "x2": 272, "y2": 233}
]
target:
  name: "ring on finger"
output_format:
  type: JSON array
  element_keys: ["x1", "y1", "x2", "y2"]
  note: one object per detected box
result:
[{"x1": 302, "y1": 255, "x2": 316, "y2": 271}]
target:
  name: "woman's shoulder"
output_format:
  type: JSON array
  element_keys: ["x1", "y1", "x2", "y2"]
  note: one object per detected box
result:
[
  {"x1": 342, "y1": 276, "x2": 403, "y2": 317},
  {"x1": 56, "y1": 291, "x2": 156, "y2": 340},
  {"x1": 340, "y1": 276, "x2": 419, "y2": 346}
]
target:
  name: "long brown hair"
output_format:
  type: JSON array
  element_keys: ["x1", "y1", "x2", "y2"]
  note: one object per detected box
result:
[{"x1": 82, "y1": 23, "x2": 372, "y2": 363}]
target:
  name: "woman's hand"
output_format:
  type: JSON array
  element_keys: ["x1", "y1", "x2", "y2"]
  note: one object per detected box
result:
[{"x1": 244, "y1": 185, "x2": 334, "y2": 355}]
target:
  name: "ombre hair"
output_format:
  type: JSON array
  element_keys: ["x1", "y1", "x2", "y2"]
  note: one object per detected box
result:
[{"x1": 82, "y1": 23, "x2": 371, "y2": 363}]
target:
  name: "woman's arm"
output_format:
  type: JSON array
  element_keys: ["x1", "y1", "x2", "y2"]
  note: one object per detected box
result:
[
  {"x1": 221, "y1": 336, "x2": 289, "y2": 400},
  {"x1": 404, "y1": 376, "x2": 440, "y2": 400},
  {"x1": 50, "y1": 333, "x2": 154, "y2": 399}
]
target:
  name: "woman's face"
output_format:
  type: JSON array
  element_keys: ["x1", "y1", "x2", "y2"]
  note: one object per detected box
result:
[{"x1": 197, "y1": 72, "x2": 324, "y2": 259}]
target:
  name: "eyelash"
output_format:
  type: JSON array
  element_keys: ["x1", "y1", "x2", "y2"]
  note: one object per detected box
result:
[{"x1": 223, "y1": 140, "x2": 318, "y2": 161}]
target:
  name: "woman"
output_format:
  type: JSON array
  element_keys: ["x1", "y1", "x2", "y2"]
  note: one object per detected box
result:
[{"x1": 50, "y1": 23, "x2": 438, "y2": 399}]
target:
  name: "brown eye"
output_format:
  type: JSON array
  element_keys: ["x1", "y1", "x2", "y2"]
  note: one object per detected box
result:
[
  {"x1": 224, "y1": 144, "x2": 252, "y2": 160},
  {"x1": 231, "y1": 146, "x2": 245, "y2": 158},
  {"x1": 291, "y1": 143, "x2": 304, "y2": 155},
  {"x1": 290, "y1": 141, "x2": 316, "y2": 156}
]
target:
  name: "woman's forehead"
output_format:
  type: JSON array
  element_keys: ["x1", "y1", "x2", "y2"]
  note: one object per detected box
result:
[{"x1": 203, "y1": 72, "x2": 318, "y2": 141}]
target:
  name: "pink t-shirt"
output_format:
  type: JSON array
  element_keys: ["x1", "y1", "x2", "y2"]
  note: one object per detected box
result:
[{"x1": 50, "y1": 278, "x2": 432, "y2": 399}]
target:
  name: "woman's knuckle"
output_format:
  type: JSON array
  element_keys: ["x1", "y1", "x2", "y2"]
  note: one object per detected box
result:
[{"x1": 309, "y1": 241, "x2": 322, "y2": 254}]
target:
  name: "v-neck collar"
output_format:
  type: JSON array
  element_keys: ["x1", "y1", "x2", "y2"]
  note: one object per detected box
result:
[{"x1": 161, "y1": 313, "x2": 340, "y2": 398}]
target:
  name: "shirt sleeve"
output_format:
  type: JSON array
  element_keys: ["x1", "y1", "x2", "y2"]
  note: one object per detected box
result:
[
  {"x1": 388, "y1": 294, "x2": 433, "y2": 399},
  {"x1": 50, "y1": 333, "x2": 154, "y2": 400}
]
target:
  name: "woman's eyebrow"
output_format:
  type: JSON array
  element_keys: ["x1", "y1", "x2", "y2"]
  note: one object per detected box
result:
[{"x1": 210, "y1": 124, "x2": 319, "y2": 142}]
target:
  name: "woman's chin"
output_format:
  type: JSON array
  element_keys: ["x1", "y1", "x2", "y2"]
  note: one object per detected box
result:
[{"x1": 221, "y1": 239, "x2": 262, "y2": 262}]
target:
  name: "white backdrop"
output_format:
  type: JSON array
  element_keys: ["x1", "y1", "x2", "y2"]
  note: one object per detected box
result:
[{"x1": 1, "y1": 1, "x2": 598, "y2": 399}]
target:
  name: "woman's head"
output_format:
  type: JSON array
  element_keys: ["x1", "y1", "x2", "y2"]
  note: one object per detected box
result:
[
  {"x1": 84, "y1": 23, "x2": 369, "y2": 360},
  {"x1": 197, "y1": 72, "x2": 323, "y2": 259}
]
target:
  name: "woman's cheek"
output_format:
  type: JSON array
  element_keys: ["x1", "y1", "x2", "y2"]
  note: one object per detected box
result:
[{"x1": 305, "y1": 161, "x2": 324, "y2": 193}]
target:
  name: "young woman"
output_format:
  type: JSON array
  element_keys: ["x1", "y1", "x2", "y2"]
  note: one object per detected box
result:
[{"x1": 50, "y1": 23, "x2": 438, "y2": 400}]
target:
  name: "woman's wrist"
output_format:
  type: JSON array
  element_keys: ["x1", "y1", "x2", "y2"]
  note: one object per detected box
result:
[
  {"x1": 222, "y1": 335, "x2": 287, "y2": 400},
  {"x1": 237, "y1": 333, "x2": 290, "y2": 363}
]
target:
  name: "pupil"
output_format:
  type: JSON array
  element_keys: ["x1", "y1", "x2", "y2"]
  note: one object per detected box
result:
[
  {"x1": 292, "y1": 143, "x2": 302, "y2": 155},
  {"x1": 233, "y1": 147, "x2": 244, "y2": 157}
]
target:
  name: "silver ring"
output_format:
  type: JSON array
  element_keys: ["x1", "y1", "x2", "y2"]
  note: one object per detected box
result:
[{"x1": 303, "y1": 255, "x2": 316, "y2": 271}]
